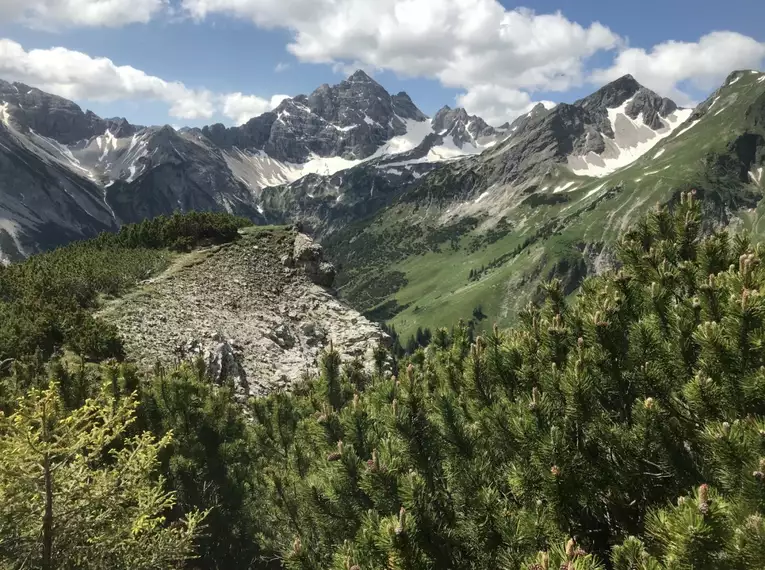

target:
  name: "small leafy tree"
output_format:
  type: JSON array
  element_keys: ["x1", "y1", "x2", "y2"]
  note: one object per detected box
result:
[{"x1": 0, "y1": 383, "x2": 205, "y2": 569}]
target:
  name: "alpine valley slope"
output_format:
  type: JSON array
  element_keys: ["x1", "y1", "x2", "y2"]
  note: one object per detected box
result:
[
  {"x1": 311, "y1": 70, "x2": 765, "y2": 338},
  {"x1": 0, "y1": 70, "x2": 507, "y2": 261},
  {"x1": 3, "y1": 69, "x2": 765, "y2": 340}
]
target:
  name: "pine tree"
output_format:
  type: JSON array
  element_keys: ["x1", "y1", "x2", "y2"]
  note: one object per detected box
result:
[{"x1": 0, "y1": 383, "x2": 205, "y2": 569}]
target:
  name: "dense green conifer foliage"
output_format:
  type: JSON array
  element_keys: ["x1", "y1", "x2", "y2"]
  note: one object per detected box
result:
[
  {"x1": 2, "y1": 198, "x2": 765, "y2": 569},
  {"x1": 0, "y1": 211, "x2": 250, "y2": 364}
]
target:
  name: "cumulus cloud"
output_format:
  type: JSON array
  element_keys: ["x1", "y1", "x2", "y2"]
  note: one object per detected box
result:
[
  {"x1": 456, "y1": 86, "x2": 554, "y2": 127},
  {"x1": 0, "y1": 0, "x2": 166, "y2": 28},
  {"x1": 180, "y1": 0, "x2": 622, "y2": 123},
  {"x1": 0, "y1": 39, "x2": 216, "y2": 119},
  {"x1": 221, "y1": 92, "x2": 290, "y2": 125},
  {"x1": 591, "y1": 31, "x2": 765, "y2": 106},
  {"x1": 0, "y1": 39, "x2": 288, "y2": 123}
]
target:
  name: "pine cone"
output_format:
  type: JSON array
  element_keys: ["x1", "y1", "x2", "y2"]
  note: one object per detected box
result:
[
  {"x1": 698, "y1": 483, "x2": 709, "y2": 503},
  {"x1": 327, "y1": 452, "x2": 342, "y2": 462}
]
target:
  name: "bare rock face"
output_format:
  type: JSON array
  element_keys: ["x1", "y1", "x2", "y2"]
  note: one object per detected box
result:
[
  {"x1": 98, "y1": 227, "x2": 389, "y2": 394},
  {"x1": 176, "y1": 334, "x2": 250, "y2": 398},
  {"x1": 290, "y1": 233, "x2": 336, "y2": 287}
]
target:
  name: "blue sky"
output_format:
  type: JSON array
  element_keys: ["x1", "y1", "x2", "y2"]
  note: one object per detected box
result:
[{"x1": 1, "y1": 0, "x2": 764, "y2": 128}]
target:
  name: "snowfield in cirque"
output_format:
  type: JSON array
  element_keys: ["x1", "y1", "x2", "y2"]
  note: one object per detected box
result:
[{"x1": 567, "y1": 97, "x2": 693, "y2": 177}]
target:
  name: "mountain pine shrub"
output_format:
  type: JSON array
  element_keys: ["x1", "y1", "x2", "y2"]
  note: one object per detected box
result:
[{"x1": 246, "y1": 193, "x2": 765, "y2": 569}]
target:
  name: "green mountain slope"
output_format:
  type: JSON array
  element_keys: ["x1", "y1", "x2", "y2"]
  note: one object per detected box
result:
[{"x1": 324, "y1": 70, "x2": 765, "y2": 338}]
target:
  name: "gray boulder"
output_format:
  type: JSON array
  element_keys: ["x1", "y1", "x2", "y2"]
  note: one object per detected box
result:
[
  {"x1": 292, "y1": 233, "x2": 336, "y2": 287},
  {"x1": 178, "y1": 334, "x2": 249, "y2": 397}
]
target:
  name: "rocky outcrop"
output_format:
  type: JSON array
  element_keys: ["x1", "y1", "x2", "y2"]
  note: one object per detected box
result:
[
  {"x1": 288, "y1": 232, "x2": 336, "y2": 287},
  {"x1": 200, "y1": 70, "x2": 429, "y2": 163},
  {"x1": 431, "y1": 106, "x2": 501, "y2": 148},
  {"x1": 0, "y1": 79, "x2": 139, "y2": 144},
  {"x1": 98, "y1": 227, "x2": 389, "y2": 394},
  {"x1": 177, "y1": 334, "x2": 250, "y2": 398}
]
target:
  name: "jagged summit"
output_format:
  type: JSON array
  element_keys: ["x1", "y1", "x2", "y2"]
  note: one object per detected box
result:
[
  {"x1": 346, "y1": 69, "x2": 376, "y2": 83},
  {"x1": 575, "y1": 73, "x2": 643, "y2": 111}
]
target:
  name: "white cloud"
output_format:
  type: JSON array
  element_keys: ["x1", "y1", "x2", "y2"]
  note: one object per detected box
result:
[
  {"x1": 457, "y1": 85, "x2": 554, "y2": 126},
  {"x1": 180, "y1": 0, "x2": 765, "y2": 124},
  {"x1": 221, "y1": 92, "x2": 290, "y2": 125},
  {"x1": 591, "y1": 31, "x2": 765, "y2": 106},
  {"x1": 0, "y1": 0, "x2": 167, "y2": 28},
  {"x1": 0, "y1": 39, "x2": 288, "y2": 122},
  {"x1": 180, "y1": 0, "x2": 622, "y2": 123},
  {"x1": 274, "y1": 62, "x2": 290, "y2": 72},
  {"x1": 0, "y1": 39, "x2": 215, "y2": 119},
  {"x1": 183, "y1": 1, "x2": 620, "y2": 94}
]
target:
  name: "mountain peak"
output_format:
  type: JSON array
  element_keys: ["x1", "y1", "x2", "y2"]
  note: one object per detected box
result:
[
  {"x1": 574, "y1": 74, "x2": 644, "y2": 112},
  {"x1": 347, "y1": 69, "x2": 375, "y2": 83}
]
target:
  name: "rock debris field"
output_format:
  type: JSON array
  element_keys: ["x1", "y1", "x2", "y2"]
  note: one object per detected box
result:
[{"x1": 98, "y1": 226, "x2": 387, "y2": 395}]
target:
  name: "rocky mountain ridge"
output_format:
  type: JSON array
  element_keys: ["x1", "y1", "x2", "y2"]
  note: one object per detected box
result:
[{"x1": 0, "y1": 70, "x2": 516, "y2": 257}]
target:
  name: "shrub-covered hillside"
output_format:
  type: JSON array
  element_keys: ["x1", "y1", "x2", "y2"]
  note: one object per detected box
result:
[
  {"x1": 0, "y1": 211, "x2": 249, "y2": 363},
  {"x1": 2, "y1": 197, "x2": 765, "y2": 569}
]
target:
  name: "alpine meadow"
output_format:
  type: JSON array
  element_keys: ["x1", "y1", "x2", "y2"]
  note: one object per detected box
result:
[{"x1": 1, "y1": 1, "x2": 765, "y2": 568}]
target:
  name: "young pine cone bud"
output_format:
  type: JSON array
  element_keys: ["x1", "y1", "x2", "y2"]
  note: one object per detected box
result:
[
  {"x1": 292, "y1": 537, "x2": 302, "y2": 555},
  {"x1": 367, "y1": 448, "x2": 380, "y2": 472},
  {"x1": 753, "y1": 470, "x2": 764, "y2": 481},
  {"x1": 529, "y1": 386, "x2": 540, "y2": 410},
  {"x1": 353, "y1": 392, "x2": 360, "y2": 410},
  {"x1": 577, "y1": 336, "x2": 584, "y2": 348},
  {"x1": 327, "y1": 440, "x2": 344, "y2": 461},
  {"x1": 551, "y1": 465, "x2": 561, "y2": 477},
  {"x1": 541, "y1": 551, "x2": 549, "y2": 570},
  {"x1": 391, "y1": 399, "x2": 398, "y2": 416},
  {"x1": 565, "y1": 538, "x2": 576, "y2": 558},
  {"x1": 395, "y1": 507, "x2": 406, "y2": 535},
  {"x1": 350, "y1": 566, "x2": 360, "y2": 570},
  {"x1": 699, "y1": 483, "x2": 709, "y2": 504},
  {"x1": 677, "y1": 496, "x2": 687, "y2": 506},
  {"x1": 698, "y1": 483, "x2": 710, "y2": 514},
  {"x1": 407, "y1": 363, "x2": 414, "y2": 380},
  {"x1": 644, "y1": 397, "x2": 655, "y2": 410},
  {"x1": 721, "y1": 422, "x2": 731, "y2": 437}
]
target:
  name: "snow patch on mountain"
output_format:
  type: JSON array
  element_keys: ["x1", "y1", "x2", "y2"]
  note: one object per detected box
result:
[
  {"x1": 671, "y1": 119, "x2": 699, "y2": 140},
  {"x1": 0, "y1": 102, "x2": 9, "y2": 126},
  {"x1": 567, "y1": 97, "x2": 692, "y2": 177},
  {"x1": 553, "y1": 181, "x2": 576, "y2": 193},
  {"x1": 750, "y1": 167, "x2": 763, "y2": 186},
  {"x1": 583, "y1": 183, "x2": 607, "y2": 199}
]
